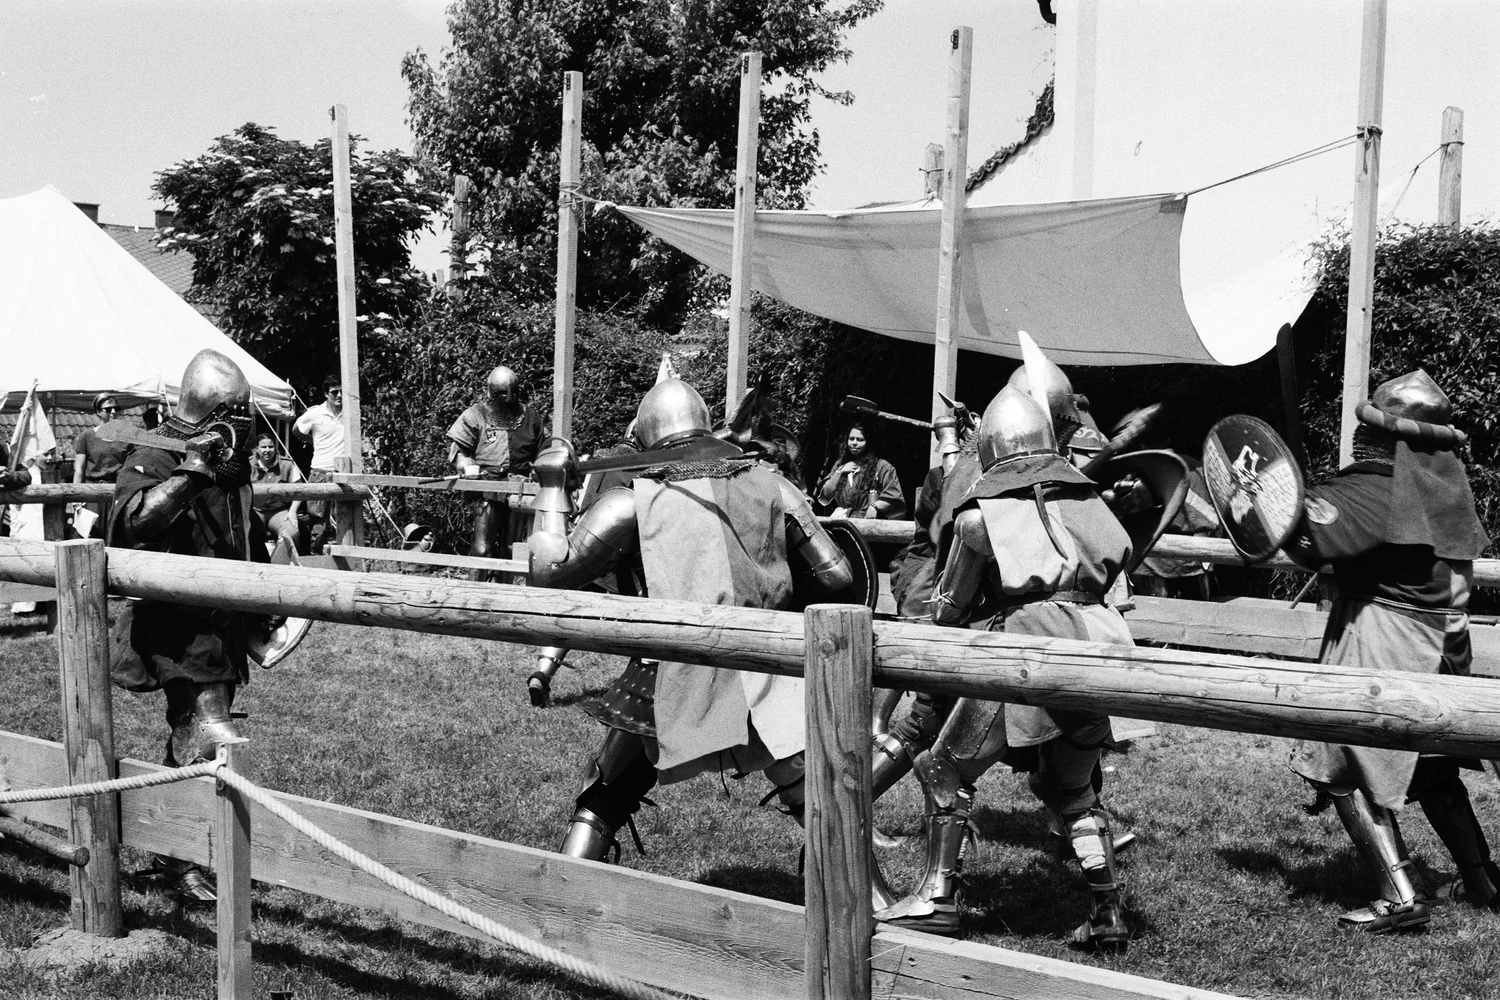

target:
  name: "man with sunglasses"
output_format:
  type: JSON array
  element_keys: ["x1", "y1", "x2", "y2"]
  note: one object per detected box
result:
[
  {"x1": 292, "y1": 376, "x2": 348, "y2": 553},
  {"x1": 72, "y1": 392, "x2": 130, "y2": 537}
]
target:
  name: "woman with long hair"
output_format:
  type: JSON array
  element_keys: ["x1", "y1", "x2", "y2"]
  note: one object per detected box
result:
[{"x1": 816, "y1": 421, "x2": 906, "y2": 519}]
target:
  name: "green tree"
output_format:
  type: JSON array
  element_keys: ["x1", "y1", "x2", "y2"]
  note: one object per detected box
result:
[
  {"x1": 154, "y1": 123, "x2": 446, "y2": 395},
  {"x1": 402, "y1": 0, "x2": 881, "y2": 330}
]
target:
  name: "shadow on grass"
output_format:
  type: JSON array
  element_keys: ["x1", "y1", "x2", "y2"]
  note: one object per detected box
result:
[
  {"x1": 547, "y1": 685, "x2": 609, "y2": 709},
  {"x1": 0, "y1": 616, "x2": 51, "y2": 639},
  {"x1": 1215, "y1": 842, "x2": 1444, "y2": 910},
  {"x1": 697, "y1": 864, "x2": 802, "y2": 905},
  {"x1": 0, "y1": 863, "x2": 71, "y2": 911}
]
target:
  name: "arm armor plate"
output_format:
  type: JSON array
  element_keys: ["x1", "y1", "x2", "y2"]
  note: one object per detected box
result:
[
  {"x1": 779, "y1": 478, "x2": 854, "y2": 594},
  {"x1": 932, "y1": 507, "x2": 991, "y2": 626},
  {"x1": 529, "y1": 486, "x2": 638, "y2": 590},
  {"x1": 118, "y1": 473, "x2": 211, "y2": 546}
]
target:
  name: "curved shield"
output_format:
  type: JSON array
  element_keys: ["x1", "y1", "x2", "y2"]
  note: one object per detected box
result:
[
  {"x1": 1091, "y1": 449, "x2": 1191, "y2": 573},
  {"x1": 249, "y1": 537, "x2": 314, "y2": 668},
  {"x1": 1201, "y1": 416, "x2": 1305, "y2": 563},
  {"x1": 793, "y1": 518, "x2": 880, "y2": 611}
]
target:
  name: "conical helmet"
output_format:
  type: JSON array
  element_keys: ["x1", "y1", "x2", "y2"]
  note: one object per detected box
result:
[
  {"x1": 1007, "y1": 356, "x2": 1083, "y2": 433},
  {"x1": 976, "y1": 385, "x2": 1057, "y2": 471},
  {"x1": 635, "y1": 378, "x2": 711, "y2": 450},
  {"x1": 1356, "y1": 369, "x2": 1466, "y2": 446}
]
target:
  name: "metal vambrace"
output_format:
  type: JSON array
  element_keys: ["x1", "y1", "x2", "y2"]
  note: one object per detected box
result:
[
  {"x1": 778, "y1": 479, "x2": 853, "y2": 595},
  {"x1": 529, "y1": 487, "x2": 637, "y2": 590},
  {"x1": 119, "y1": 473, "x2": 211, "y2": 544},
  {"x1": 931, "y1": 508, "x2": 991, "y2": 626}
]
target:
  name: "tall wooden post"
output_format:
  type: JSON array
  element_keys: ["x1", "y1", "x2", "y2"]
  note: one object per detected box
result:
[
  {"x1": 726, "y1": 52, "x2": 763, "y2": 415},
  {"x1": 449, "y1": 174, "x2": 473, "y2": 300},
  {"x1": 1338, "y1": 0, "x2": 1387, "y2": 468},
  {"x1": 330, "y1": 104, "x2": 364, "y2": 477},
  {"x1": 922, "y1": 143, "x2": 944, "y2": 200},
  {"x1": 54, "y1": 539, "x2": 122, "y2": 937},
  {"x1": 1438, "y1": 107, "x2": 1463, "y2": 226},
  {"x1": 931, "y1": 27, "x2": 973, "y2": 466},
  {"x1": 554, "y1": 72, "x2": 583, "y2": 440},
  {"x1": 216, "y1": 739, "x2": 252, "y2": 1000},
  {"x1": 803, "y1": 604, "x2": 873, "y2": 1000}
]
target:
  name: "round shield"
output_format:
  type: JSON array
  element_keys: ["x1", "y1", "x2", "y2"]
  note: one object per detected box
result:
[
  {"x1": 793, "y1": 518, "x2": 880, "y2": 611},
  {"x1": 1090, "y1": 449, "x2": 1191, "y2": 573},
  {"x1": 1201, "y1": 416, "x2": 1305, "y2": 563},
  {"x1": 250, "y1": 536, "x2": 315, "y2": 668}
]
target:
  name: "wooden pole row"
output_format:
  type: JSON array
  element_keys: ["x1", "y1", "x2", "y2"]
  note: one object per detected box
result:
[{"x1": 7, "y1": 539, "x2": 1500, "y2": 759}]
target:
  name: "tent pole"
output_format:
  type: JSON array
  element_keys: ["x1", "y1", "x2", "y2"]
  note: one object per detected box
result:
[
  {"x1": 1338, "y1": 0, "x2": 1386, "y2": 469},
  {"x1": 554, "y1": 71, "x2": 583, "y2": 441},
  {"x1": 727, "y1": 52, "x2": 762, "y2": 415},
  {"x1": 1438, "y1": 106, "x2": 1463, "y2": 226},
  {"x1": 930, "y1": 27, "x2": 972, "y2": 466},
  {"x1": 922, "y1": 144, "x2": 944, "y2": 201}
]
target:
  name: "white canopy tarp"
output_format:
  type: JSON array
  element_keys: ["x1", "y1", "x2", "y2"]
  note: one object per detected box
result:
[
  {"x1": 618, "y1": 192, "x2": 1312, "y2": 366},
  {"x1": 0, "y1": 186, "x2": 295, "y2": 416}
]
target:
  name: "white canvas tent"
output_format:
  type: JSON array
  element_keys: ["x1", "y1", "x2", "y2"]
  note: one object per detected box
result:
[{"x1": 0, "y1": 186, "x2": 295, "y2": 417}]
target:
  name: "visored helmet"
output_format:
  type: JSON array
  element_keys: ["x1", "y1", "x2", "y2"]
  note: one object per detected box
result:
[
  {"x1": 635, "y1": 378, "x2": 711, "y2": 450},
  {"x1": 976, "y1": 385, "x2": 1057, "y2": 472},
  {"x1": 1007, "y1": 356, "x2": 1084, "y2": 435}
]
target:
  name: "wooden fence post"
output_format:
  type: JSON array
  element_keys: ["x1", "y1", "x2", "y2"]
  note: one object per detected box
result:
[
  {"x1": 216, "y1": 738, "x2": 252, "y2": 1000},
  {"x1": 803, "y1": 603, "x2": 873, "y2": 1000},
  {"x1": 54, "y1": 538, "x2": 122, "y2": 937}
]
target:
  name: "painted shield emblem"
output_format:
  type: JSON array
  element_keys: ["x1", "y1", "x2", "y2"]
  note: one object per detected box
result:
[{"x1": 1201, "y1": 415, "x2": 1305, "y2": 563}]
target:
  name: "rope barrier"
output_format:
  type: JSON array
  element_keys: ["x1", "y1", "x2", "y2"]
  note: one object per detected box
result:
[
  {"x1": 0, "y1": 760, "x2": 219, "y2": 803},
  {"x1": 0, "y1": 759, "x2": 676, "y2": 1000}
]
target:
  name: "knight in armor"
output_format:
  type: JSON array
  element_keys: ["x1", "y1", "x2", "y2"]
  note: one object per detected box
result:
[
  {"x1": 528, "y1": 378, "x2": 854, "y2": 861},
  {"x1": 107, "y1": 348, "x2": 267, "y2": 903},
  {"x1": 1286, "y1": 370, "x2": 1496, "y2": 932},
  {"x1": 874, "y1": 382, "x2": 1138, "y2": 948},
  {"x1": 446, "y1": 365, "x2": 546, "y2": 578}
]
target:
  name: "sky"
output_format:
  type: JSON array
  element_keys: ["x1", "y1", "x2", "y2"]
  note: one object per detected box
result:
[
  {"x1": 0, "y1": 0, "x2": 1057, "y2": 275},
  {"x1": 2, "y1": 1, "x2": 1497, "y2": 280}
]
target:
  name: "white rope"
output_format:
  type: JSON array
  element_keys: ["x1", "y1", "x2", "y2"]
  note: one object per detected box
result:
[
  {"x1": 0, "y1": 760, "x2": 219, "y2": 803},
  {"x1": 212, "y1": 766, "x2": 677, "y2": 1000}
]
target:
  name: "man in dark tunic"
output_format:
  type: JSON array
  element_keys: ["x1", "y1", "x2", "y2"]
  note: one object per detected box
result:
[
  {"x1": 72, "y1": 392, "x2": 130, "y2": 538},
  {"x1": 108, "y1": 348, "x2": 264, "y2": 902},
  {"x1": 1287, "y1": 369, "x2": 1495, "y2": 932}
]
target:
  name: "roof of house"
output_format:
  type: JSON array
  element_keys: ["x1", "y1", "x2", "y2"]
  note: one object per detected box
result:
[{"x1": 98, "y1": 222, "x2": 221, "y2": 326}]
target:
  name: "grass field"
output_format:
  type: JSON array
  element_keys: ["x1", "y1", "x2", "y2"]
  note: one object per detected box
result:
[{"x1": 1, "y1": 594, "x2": 1499, "y2": 999}]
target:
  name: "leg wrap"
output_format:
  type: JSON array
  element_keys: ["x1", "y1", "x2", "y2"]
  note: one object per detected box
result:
[
  {"x1": 1066, "y1": 808, "x2": 1131, "y2": 949},
  {"x1": 1330, "y1": 788, "x2": 1430, "y2": 932},
  {"x1": 560, "y1": 728, "x2": 658, "y2": 861},
  {"x1": 1413, "y1": 759, "x2": 1500, "y2": 910}
]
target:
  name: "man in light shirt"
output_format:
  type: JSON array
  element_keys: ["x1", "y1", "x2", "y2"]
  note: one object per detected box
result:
[{"x1": 292, "y1": 376, "x2": 348, "y2": 552}]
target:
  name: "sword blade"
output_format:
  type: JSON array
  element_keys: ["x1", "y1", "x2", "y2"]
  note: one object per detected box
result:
[
  {"x1": 578, "y1": 437, "x2": 740, "y2": 475},
  {"x1": 92, "y1": 424, "x2": 190, "y2": 454}
]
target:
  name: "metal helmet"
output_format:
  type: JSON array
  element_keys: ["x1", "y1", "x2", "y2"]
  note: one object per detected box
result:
[
  {"x1": 1355, "y1": 369, "x2": 1465, "y2": 446},
  {"x1": 1007, "y1": 357, "x2": 1084, "y2": 433},
  {"x1": 178, "y1": 349, "x2": 251, "y2": 425},
  {"x1": 635, "y1": 378, "x2": 711, "y2": 450},
  {"x1": 486, "y1": 365, "x2": 519, "y2": 407},
  {"x1": 976, "y1": 385, "x2": 1057, "y2": 471}
]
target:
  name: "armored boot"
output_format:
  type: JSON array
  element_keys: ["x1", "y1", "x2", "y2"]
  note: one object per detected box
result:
[
  {"x1": 1331, "y1": 789, "x2": 1431, "y2": 932},
  {"x1": 155, "y1": 681, "x2": 240, "y2": 904},
  {"x1": 1417, "y1": 774, "x2": 1500, "y2": 911},
  {"x1": 873, "y1": 752, "x2": 973, "y2": 936},
  {"x1": 529, "y1": 646, "x2": 569, "y2": 708},
  {"x1": 1065, "y1": 809, "x2": 1130, "y2": 950},
  {"x1": 559, "y1": 728, "x2": 659, "y2": 862}
]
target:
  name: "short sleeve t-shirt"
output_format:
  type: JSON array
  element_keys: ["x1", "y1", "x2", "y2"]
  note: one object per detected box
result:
[
  {"x1": 74, "y1": 424, "x2": 130, "y2": 482},
  {"x1": 293, "y1": 403, "x2": 348, "y2": 470}
]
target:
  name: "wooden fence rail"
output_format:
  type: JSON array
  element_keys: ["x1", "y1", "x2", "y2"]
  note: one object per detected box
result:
[
  {"x1": 0, "y1": 482, "x2": 371, "y2": 505},
  {"x1": 2, "y1": 538, "x2": 1499, "y2": 759}
]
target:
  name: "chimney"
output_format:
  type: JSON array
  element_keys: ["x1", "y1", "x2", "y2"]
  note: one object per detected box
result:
[
  {"x1": 73, "y1": 202, "x2": 100, "y2": 224},
  {"x1": 154, "y1": 209, "x2": 176, "y2": 229}
]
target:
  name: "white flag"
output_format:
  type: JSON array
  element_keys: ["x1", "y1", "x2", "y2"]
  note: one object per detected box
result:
[
  {"x1": 8, "y1": 384, "x2": 56, "y2": 468},
  {"x1": 655, "y1": 352, "x2": 678, "y2": 384}
]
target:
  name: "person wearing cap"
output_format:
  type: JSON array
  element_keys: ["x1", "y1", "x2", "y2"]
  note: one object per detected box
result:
[
  {"x1": 292, "y1": 376, "x2": 348, "y2": 553},
  {"x1": 72, "y1": 391, "x2": 130, "y2": 538},
  {"x1": 445, "y1": 365, "x2": 545, "y2": 573},
  {"x1": 1286, "y1": 369, "x2": 1496, "y2": 934},
  {"x1": 249, "y1": 433, "x2": 305, "y2": 553}
]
